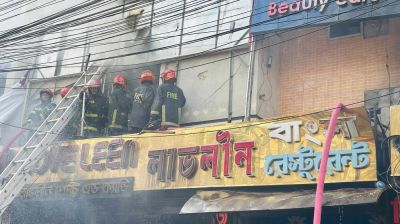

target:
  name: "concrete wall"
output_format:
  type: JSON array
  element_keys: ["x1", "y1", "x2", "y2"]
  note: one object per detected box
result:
[{"x1": 164, "y1": 49, "x2": 250, "y2": 124}]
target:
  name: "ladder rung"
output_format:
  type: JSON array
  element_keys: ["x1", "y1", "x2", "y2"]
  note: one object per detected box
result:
[
  {"x1": 25, "y1": 145, "x2": 39, "y2": 150},
  {"x1": 57, "y1": 106, "x2": 69, "y2": 111},
  {"x1": 13, "y1": 159, "x2": 26, "y2": 164},
  {"x1": 74, "y1": 84, "x2": 85, "y2": 87},
  {"x1": 47, "y1": 118, "x2": 59, "y2": 123},
  {"x1": 67, "y1": 94, "x2": 79, "y2": 98}
]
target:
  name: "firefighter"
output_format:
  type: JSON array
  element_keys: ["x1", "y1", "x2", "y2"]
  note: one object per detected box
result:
[
  {"x1": 130, "y1": 70, "x2": 156, "y2": 133},
  {"x1": 27, "y1": 88, "x2": 56, "y2": 128},
  {"x1": 147, "y1": 69, "x2": 186, "y2": 130},
  {"x1": 81, "y1": 79, "x2": 108, "y2": 137},
  {"x1": 108, "y1": 74, "x2": 132, "y2": 136}
]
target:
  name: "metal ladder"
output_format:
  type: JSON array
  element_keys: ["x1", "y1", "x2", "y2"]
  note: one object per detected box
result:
[{"x1": 0, "y1": 66, "x2": 103, "y2": 215}]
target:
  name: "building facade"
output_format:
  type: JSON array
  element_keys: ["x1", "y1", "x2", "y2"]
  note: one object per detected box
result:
[{"x1": 1, "y1": 0, "x2": 400, "y2": 223}]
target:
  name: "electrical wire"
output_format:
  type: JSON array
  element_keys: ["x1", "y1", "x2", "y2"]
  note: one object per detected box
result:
[
  {"x1": 0, "y1": 0, "x2": 233, "y2": 60},
  {"x1": 0, "y1": 0, "x2": 244, "y2": 50},
  {"x1": 0, "y1": 0, "x2": 354, "y2": 63},
  {"x1": 0, "y1": 0, "x2": 393, "y2": 90},
  {"x1": 0, "y1": 0, "x2": 114, "y2": 42},
  {"x1": 0, "y1": 0, "x2": 346, "y2": 61},
  {"x1": 0, "y1": 1, "x2": 392, "y2": 86},
  {"x1": 1, "y1": 0, "x2": 233, "y2": 56},
  {"x1": 0, "y1": 0, "x2": 35, "y2": 14},
  {"x1": 0, "y1": 0, "x2": 38, "y2": 19},
  {"x1": 0, "y1": 0, "x2": 66, "y2": 25},
  {"x1": 1, "y1": 0, "x2": 388, "y2": 71},
  {"x1": 77, "y1": 0, "x2": 398, "y2": 85},
  {"x1": 0, "y1": 0, "x2": 159, "y2": 44},
  {"x1": 0, "y1": 0, "x2": 340, "y2": 60}
]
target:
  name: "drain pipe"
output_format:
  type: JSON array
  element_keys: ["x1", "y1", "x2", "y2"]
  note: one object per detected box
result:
[{"x1": 244, "y1": 37, "x2": 255, "y2": 121}]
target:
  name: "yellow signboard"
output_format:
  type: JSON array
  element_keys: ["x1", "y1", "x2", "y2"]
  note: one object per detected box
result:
[
  {"x1": 30, "y1": 107, "x2": 376, "y2": 191},
  {"x1": 391, "y1": 105, "x2": 400, "y2": 176}
]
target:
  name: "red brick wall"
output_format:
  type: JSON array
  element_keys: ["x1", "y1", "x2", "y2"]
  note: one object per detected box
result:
[{"x1": 279, "y1": 18, "x2": 400, "y2": 115}]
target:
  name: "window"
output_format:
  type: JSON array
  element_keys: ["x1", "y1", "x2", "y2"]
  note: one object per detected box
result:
[
  {"x1": 363, "y1": 19, "x2": 389, "y2": 38},
  {"x1": 329, "y1": 20, "x2": 361, "y2": 39}
]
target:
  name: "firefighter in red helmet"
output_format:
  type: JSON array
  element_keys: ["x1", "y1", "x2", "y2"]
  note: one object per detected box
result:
[
  {"x1": 147, "y1": 69, "x2": 186, "y2": 130},
  {"x1": 27, "y1": 88, "x2": 56, "y2": 129},
  {"x1": 81, "y1": 79, "x2": 108, "y2": 137},
  {"x1": 60, "y1": 87, "x2": 70, "y2": 98},
  {"x1": 108, "y1": 74, "x2": 132, "y2": 136},
  {"x1": 130, "y1": 70, "x2": 155, "y2": 133}
]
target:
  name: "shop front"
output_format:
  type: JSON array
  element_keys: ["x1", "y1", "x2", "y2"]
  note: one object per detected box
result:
[{"x1": 7, "y1": 107, "x2": 389, "y2": 224}]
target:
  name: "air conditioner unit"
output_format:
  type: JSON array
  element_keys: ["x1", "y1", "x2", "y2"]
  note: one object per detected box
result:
[
  {"x1": 124, "y1": 8, "x2": 144, "y2": 30},
  {"x1": 124, "y1": 8, "x2": 152, "y2": 41}
]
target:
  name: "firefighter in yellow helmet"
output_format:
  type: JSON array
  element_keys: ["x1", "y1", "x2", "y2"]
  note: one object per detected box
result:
[
  {"x1": 108, "y1": 74, "x2": 132, "y2": 136},
  {"x1": 130, "y1": 70, "x2": 156, "y2": 133},
  {"x1": 147, "y1": 69, "x2": 186, "y2": 130}
]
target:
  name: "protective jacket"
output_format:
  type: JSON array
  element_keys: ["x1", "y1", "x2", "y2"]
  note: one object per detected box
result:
[
  {"x1": 151, "y1": 83, "x2": 186, "y2": 127},
  {"x1": 27, "y1": 102, "x2": 56, "y2": 127},
  {"x1": 108, "y1": 86, "x2": 132, "y2": 134},
  {"x1": 83, "y1": 92, "x2": 108, "y2": 135},
  {"x1": 131, "y1": 83, "x2": 155, "y2": 130}
]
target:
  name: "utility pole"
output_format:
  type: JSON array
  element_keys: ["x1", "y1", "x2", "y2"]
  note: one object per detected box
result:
[{"x1": 244, "y1": 35, "x2": 255, "y2": 121}]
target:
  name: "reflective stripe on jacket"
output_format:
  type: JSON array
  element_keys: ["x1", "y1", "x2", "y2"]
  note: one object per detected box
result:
[
  {"x1": 151, "y1": 83, "x2": 186, "y2": 127},
  {"x1": 84, "y1": 94, "x2": 108, "y2": 133},
  {"x1": 108, "y1": 86, "x2": 132, "y2": 131}
]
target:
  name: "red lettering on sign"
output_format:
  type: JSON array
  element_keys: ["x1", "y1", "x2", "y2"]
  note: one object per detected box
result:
[
  {"x1": 214, "y1": 213, "x2": 229, "y2": 224},
  {"x1": 200, "y1": 145, "x2": 219, "y2": 178},
  {"x1": 216, "y1": 131, "x2": 232, "y2": 177},
  {"x1": 268, "y1": 2, "x2": 277, "y2": 16},
  {"x1": 278, "y1": 2, "x2": 288, "y2": 13},
  {"x1": 234, "y1": 141, "x2": 255, "y2": 176},
  {"x1": 289, "y1": 1, "x2": 301, "y2": 11}
]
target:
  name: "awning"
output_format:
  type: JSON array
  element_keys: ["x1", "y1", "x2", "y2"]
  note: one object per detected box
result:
[{"x1": 180, "y1": 188, "x2": 383, "y2": 214}]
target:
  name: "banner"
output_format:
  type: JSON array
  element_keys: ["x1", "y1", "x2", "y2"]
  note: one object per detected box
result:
[{"x1": 31, "y1": 107, "x2": 376, "y2": 191}]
